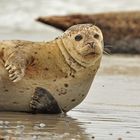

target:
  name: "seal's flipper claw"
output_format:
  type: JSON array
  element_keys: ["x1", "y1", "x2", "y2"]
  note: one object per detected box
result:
[
  {"x1": 5, "y1": 53, "x2": 26, "y2": 82},
  {"x1": 30, "y1": 87, "x2": 62, "y2": 114}
]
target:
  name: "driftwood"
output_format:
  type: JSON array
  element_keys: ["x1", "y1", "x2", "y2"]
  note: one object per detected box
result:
[{"x1": 37, "y1": 11, "x2": 140, "y2": 54}]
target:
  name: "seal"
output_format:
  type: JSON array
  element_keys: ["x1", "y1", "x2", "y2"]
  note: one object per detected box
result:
[{"x1": 0, "y1": 24, "x2": 103, "y2": 113}]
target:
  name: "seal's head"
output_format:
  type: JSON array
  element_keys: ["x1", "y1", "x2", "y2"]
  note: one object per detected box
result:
[{"x1": 58, "y1": 24, "x2": 103, "y2": 69}]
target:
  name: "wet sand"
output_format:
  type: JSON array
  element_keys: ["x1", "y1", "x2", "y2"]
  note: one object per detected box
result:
[{"x1": 0, "y1": 55, "x2": 140, "y2": 140}]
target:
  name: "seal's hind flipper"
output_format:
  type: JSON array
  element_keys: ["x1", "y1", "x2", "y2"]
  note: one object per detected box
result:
[{"x1": 30, "y1": 87, "x2": 62, "y2": 114}]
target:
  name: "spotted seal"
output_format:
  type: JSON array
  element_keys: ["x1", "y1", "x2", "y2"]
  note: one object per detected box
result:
[{"x1": 0, "y1": 24, "x2": 103, "y2": 113}]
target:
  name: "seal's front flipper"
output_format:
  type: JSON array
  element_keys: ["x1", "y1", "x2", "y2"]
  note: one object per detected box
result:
[
  {"x1": 30, "y1": 87, "x2": 62, "y2": 114},
  {"x1": 4, "y1": 51, "x2": 28, "y2": 82}
]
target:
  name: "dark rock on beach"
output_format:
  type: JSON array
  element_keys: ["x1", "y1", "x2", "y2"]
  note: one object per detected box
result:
[{"x1": 37, "y1": 11, "x2": 140, "y2": 54}]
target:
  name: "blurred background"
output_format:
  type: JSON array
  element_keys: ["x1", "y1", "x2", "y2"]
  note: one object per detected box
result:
[{"x1": 0, "y1": 0, "x2": 140, "y2": 41}]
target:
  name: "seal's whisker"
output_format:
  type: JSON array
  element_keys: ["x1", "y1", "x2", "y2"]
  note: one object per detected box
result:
[
  {"x1": 103, "y1": 50, "x2": 111, "y2": 55},
  {"x1": 104, "y1": 44, "x2": 112, "y2": 55},
  {"x1": 104, "y1": 44, "x2": 112, "y2": 49}
]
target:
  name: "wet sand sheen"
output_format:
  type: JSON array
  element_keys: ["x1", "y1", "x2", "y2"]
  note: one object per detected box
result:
[{"x1": 0, "y1": 55, "x2": 140, "y2": 140}]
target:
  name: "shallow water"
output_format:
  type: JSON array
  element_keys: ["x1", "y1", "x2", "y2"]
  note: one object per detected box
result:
[{"x1": 0, "y1": 55, "x2": 140, "y2": 140}]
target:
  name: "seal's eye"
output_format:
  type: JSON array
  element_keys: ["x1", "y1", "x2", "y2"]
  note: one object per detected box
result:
[
  {"x1": 75, "y1": 34, "x2": 83, "y2": 41},
  {"x1": 94, "y1": 33, "x2": 99, "y2": 39}
]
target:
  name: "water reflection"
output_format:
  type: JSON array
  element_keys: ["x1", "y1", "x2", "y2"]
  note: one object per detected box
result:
[{"x1": 0, "y1": 112, "x2": 89, "y2": 140}]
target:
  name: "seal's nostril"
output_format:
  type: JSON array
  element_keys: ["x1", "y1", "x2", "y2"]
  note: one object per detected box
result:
[
  {"x1": 91, "y1": 42, "x2": 95, "y2": 48},
  {"x1": 87, "y1": 42, "x2": 95, "y2": 48}
]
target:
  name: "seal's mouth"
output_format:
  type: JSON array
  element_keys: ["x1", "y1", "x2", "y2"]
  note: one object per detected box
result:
[
  {"x1": 84, "y1": 52, "x2": 99, "y2": 58},
  {"x1": 87, "y1": 52, "x2": 96, "y2": 55},
  {"x1": 79, "y1": 50, "x2": 98, "y2": 57}
]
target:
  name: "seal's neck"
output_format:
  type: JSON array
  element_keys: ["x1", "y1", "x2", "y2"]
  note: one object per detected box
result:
[{"x1": 56, "y1": 38, "x2": 85, "y2": 71}]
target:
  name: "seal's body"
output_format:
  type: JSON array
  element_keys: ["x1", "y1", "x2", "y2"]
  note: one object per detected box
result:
[{"x1": 0, "y1": 24, "x2": 103, "y2": 113}]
